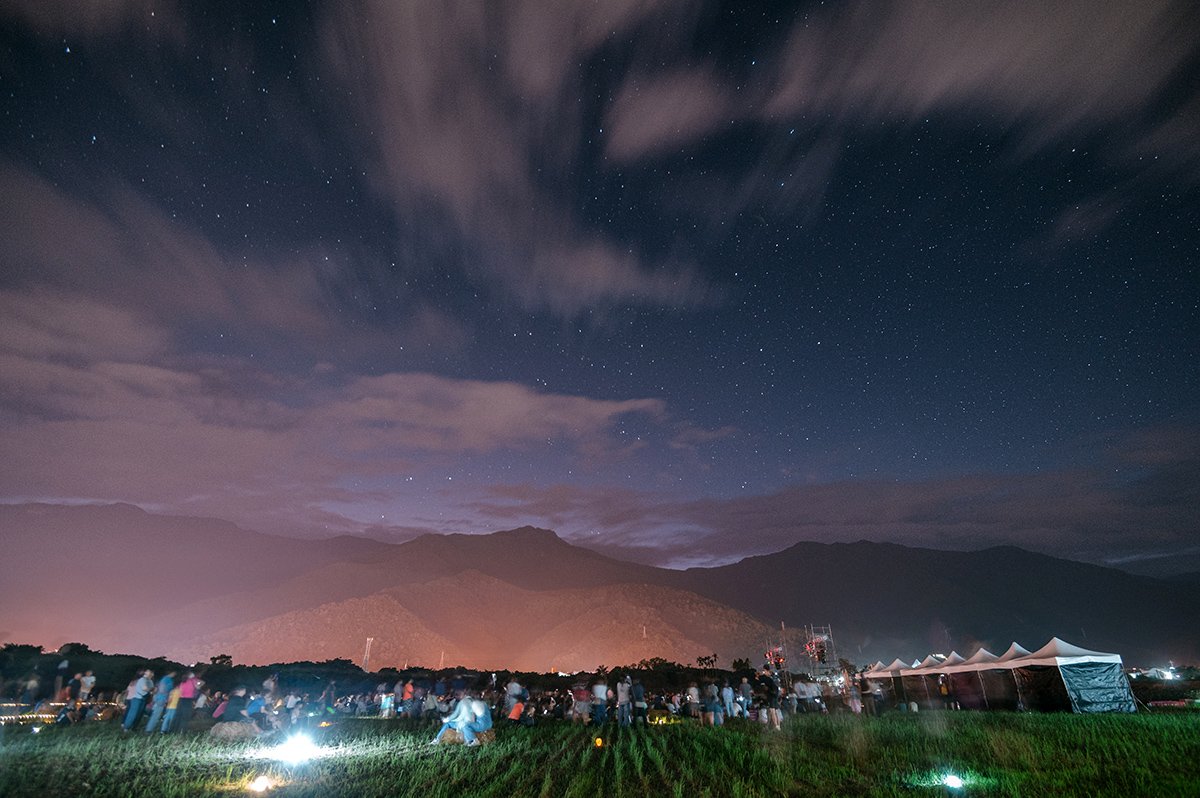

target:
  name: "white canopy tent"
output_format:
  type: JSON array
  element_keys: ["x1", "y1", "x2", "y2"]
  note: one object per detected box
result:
[{"x1": 866, "y1": 638, "x2": 1135, "y2": 713}]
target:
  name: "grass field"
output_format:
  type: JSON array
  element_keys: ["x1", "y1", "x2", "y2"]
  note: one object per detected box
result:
[{"x1": 1, "y1": 713, "x2": 1197, "y2": 797}]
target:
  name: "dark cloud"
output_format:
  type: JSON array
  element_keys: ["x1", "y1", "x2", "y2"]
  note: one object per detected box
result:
[
  {"x1": 0, "y1": 290, "x2": 674, "y2": 536},
  {"x1": 464, "y1": 431, "x2": 1200, "y2": 570},
  {"x1": 0, "y1": 0, "x2": 185, "y2": 41}
]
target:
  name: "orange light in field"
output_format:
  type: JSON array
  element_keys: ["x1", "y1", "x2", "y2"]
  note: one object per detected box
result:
[
  {"x1": 594, "y1": 737, "x2": 603, "y2": 748},
  {"x1": 248, "y1": 774, "x2": 275, "y2": 792}
]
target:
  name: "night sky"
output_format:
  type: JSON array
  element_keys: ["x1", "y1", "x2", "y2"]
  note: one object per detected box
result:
[{"x1": 2, "y1": 1, "x2": 1197, "y2": 572}]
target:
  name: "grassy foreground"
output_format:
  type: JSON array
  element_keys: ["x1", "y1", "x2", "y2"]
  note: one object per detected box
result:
[{"x1": 1, "y1": 713, "x2": 1197, "y2": 797}]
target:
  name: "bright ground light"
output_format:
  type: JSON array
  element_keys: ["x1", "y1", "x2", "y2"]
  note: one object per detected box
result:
[{"x1": 263, "y1": 734, "x2": 323, "y2": 765}]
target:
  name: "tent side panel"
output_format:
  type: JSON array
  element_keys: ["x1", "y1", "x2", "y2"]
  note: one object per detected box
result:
[
  {"x1": 946, "y1": 672, "x2": 987, "y2": 710},
  {"x1": 977, "y1": 669, "x2": 1021, "y2": 711},
  {"x1": 1058, "y1": 662, "x2": 1136, "y2": 713},
  {"x1": 1012, "y1": 665, "x2": 1073, "y2": 712},
  {"x1": 900, "y1": 675, "x2": 935, "y2": 709}
]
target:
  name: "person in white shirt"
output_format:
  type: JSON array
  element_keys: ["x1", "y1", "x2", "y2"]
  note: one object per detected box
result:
[{"x1": 79, "y1": 671, "x2": 96, "y2": 701}]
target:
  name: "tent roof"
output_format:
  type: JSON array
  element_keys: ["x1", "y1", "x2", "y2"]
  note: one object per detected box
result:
[
  {"x1": 901, "y1": 654, "x2": 945, "y2": 676},
  {"x1": 996, "y1": 642, "x2": 1032, "y2": 662},
  {"x1": 1019, "y1": 637, "x2": 1123, "y2": 666},
  {"x1": 869, "y1": 638, "x2": 1125, "y2": 680},
  {"x1": 938, "y1": 648, "x2": 992, "y2": 673},
  {"x1": 962, "y1": 648, "x2": 999, "y2": 666}
]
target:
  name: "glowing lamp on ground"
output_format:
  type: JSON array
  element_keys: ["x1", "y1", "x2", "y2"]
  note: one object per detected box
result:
[
  {"x1": 594, "y1": 737, "x2": 603, "y2": 748},
  {"x1": 942, "y1": 774, "x2": 964, "y2": 790},
  {"x1": 268, "y1": 734, "x2": 322, "y2": 765}
]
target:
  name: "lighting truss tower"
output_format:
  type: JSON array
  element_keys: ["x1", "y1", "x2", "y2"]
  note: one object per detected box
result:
[
  {"x1": 362, "y1": 637, "x2": 375, "y2": 672},
  {"x1": 803, "y1": 625, "x2": 838, "y2": 679}
]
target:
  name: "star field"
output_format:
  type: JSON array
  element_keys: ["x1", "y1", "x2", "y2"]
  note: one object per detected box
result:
[{"x1": 1, "y1": 0, "x2": 1197, "y2": 572}]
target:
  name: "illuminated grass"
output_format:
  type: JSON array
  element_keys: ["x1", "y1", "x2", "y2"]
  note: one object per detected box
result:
[{"x1": 0, "y1": 713, "x2": 1196, "y2": 797}]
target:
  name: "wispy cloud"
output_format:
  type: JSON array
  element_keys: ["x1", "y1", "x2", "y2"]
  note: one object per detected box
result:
[{"x1": 319, "y1": 0, "x2": 713, "y2": 315}]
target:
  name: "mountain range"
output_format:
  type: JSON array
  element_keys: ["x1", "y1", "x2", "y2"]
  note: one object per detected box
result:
[{"x1": 1, "y1": 503, "x2": 1195, "y2": 670}]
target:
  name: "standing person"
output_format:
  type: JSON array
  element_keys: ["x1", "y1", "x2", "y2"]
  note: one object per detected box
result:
[
  {"x1": 55, "y1": 658, "x2": 69, "y2": 699},
  {"x1": 703, "y1": 681, "x2": 722, "y2": 726},
  {"x1": 144, "y1": 671, "x2": 176, "y2": 734},
  {"x1": 173, "y1": 671, "x2": 201, "y2": 732},
  {"x1": 122, "y1": 669, "x2": 154, "y2": 731},
  {"x1": 401, "y1": 679, "x2": 415, "y2": 717},
  {"x1": 20, "y1": 674, "x2": 39, "y2": 707},
  {"x1": 571, "y1": 683, "x2": 591, "y2": 724},
  {"x1": 79, "y1": 671, "x2": 96, "y2": 702},
  {"x1": 738, "y1": 677, "x2": 753, "y2": 715},
  {"x1": 757, "y1": 671, "x2": 782, "y2": 730},
  {"x1": 320, "y1": 681, "x2": 336, "y2": 716},
  {"x1": 630, "y1": 677, "x2": 648, "y2": 727},
  {"x1": 616, "y1": 675, "x2": 632, "y2": 727},
  {"x1": 504, "y1": 676, "x2": 523, "y2": 716},
  {"x1": 721, "y1": 681, "x2": 736, "y2": 718},
  {"x1": 159, "y1": 683, "x2": 182, "y2": 733},
  {"x1": 590, "y1": 676, "x2": 609, "y2": 726},
  {"x1": 685, "y1": 682, "x2": 701, "y2": 718}
]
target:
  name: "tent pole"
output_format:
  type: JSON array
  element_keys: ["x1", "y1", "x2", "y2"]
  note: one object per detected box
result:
[
  {"x1": 976, "y1": 670, "x2": 989, "y2": 710},
  {"x1": 1012, "y1": 668, "x2": 1027, "y2": 712}
]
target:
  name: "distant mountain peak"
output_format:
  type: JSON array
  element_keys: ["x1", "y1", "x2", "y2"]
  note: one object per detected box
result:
[{"x1": 491, "y1": 525, "x2": 562, "y2": 542}]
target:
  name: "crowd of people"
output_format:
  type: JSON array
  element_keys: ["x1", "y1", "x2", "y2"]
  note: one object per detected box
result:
[{"x1": 8, "y1": 664, "x2": 885, "y2": 742}]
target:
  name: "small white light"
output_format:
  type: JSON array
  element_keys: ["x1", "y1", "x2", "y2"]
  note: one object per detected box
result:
[
  {"x1": 31, "y1": 726, "x2": 42, "y2": 734},
  {"x1": 942, "y1": 774, "x2": 964, "y2": 789}
]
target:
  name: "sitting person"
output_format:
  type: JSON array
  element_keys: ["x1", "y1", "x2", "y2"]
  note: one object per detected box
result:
[
  {"x1": 431, "y1": 695, "x2": 475, "y2": 744},
  {"x1": 460, "y1": 697, "x2": 492, "y2": 746},
  {"x1": 221, "y1": 687, "x2": 253, "y2": 724}
]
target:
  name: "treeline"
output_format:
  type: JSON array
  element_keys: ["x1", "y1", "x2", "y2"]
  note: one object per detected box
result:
[{"x1": 1, "y1": 642, "x2": 765, "y2": 701}]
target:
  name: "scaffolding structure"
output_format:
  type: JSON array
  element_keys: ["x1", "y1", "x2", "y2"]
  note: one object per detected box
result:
[{"x1": 803, "y1": 625, "x2": 839, "y2": 679}]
